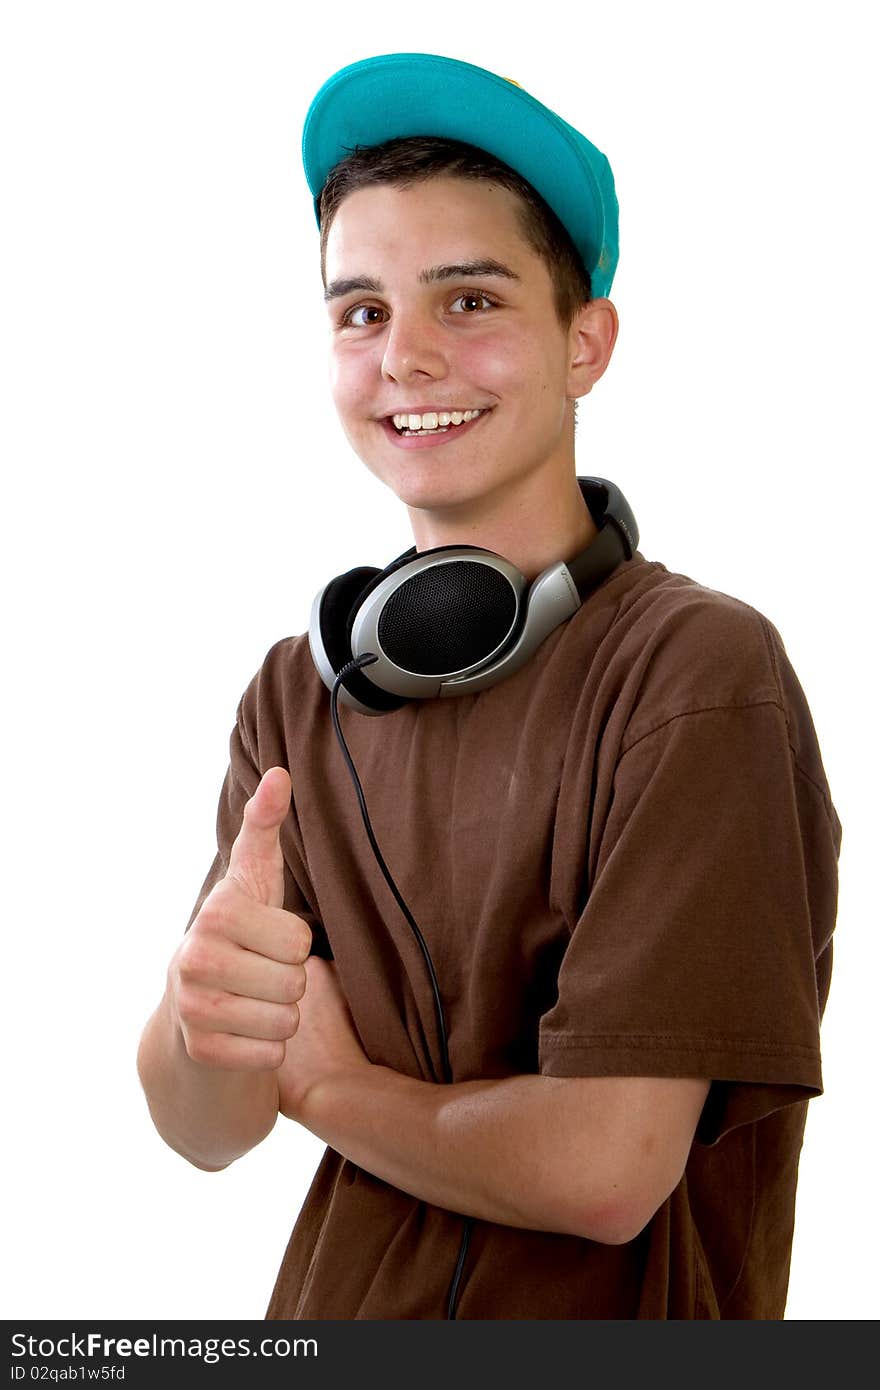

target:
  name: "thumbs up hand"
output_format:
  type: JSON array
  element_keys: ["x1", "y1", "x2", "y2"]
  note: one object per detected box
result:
[{"x1": 170, "y1": 768, "x2": 313, "y2": 1072}]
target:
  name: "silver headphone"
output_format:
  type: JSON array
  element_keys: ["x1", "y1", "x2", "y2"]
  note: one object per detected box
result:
[{"x1": 309, "y1": 476, "x2": 638, "y2": 715}]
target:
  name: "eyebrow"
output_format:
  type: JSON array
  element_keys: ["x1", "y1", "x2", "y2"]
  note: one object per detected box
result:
[{"x1": 323, "y1": 259, "x2": 520, "y2": 303}]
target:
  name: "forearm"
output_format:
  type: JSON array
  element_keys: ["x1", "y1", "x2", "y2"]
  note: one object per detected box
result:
[
  {"x1": 299, "y1": 1065, "x2": 616, "y2": 1239},
  {"x1": 137, "y1": 992, "x2": 280, "y2": 1171}
]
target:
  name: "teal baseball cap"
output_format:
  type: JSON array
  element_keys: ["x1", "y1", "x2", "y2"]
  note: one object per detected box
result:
[{"x1": 302, "y1": 52, "x2": 619, "y2": 298}]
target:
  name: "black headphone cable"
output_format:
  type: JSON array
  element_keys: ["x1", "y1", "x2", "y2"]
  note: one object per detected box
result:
[{"x1": 330, "y1": 654, "x2": 472, "y2": 1321}]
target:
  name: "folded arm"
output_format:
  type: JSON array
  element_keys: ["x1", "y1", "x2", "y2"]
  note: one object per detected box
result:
[
  {"x1": 303, "y1": 1065, "x2": 708, "y2": 1243},
  {"x1": 281, "y1": 957, "x2": 710, "y2": 1244}
]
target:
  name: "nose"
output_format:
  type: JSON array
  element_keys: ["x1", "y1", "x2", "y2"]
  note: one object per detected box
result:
[{"x1": 380, "y1": 310, "x2": 449, "y2": 384}]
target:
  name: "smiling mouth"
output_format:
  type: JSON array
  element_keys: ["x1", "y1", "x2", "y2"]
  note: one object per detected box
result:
[{"x1": 388, "y1": 408, "x2": 489, "y2": 437}]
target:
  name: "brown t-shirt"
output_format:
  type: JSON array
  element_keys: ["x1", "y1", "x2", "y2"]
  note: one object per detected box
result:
[{"x1": 187, "y1": 550, "x2": 842, "y2": 1319}]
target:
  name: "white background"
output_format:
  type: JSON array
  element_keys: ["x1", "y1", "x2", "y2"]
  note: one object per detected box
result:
[{"x1": 2, "y1": 0, "x2": 875, "y2": 1321}]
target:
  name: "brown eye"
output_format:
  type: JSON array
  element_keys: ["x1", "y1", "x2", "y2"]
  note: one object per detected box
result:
[
  {"x1": 344, "y1": 305, "x2": 388, "y2": 327},
  {"x1": 450, "y1": 292, "x2": 494, "y2": 314}
]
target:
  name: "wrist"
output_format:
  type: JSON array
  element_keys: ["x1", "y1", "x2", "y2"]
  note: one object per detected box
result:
[{"x1": 293, "y1": 1057, "x2": 382, "y2": 1136}]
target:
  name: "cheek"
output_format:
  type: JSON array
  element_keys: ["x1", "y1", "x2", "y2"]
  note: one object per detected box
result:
[
  {"x1": 456, "y1": 334, "x2": 523, "y2": 399},
  {"x1": 328, "y1": 348, "x2": 372, "y2": 417},
  {"x1": 463, "y1": 328, "x2": 552, "y2": 401}
]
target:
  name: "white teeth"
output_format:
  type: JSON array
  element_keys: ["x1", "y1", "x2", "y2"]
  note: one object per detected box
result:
[{"x1": 391, "y1": 409, "x2": 483, "y2": 432}]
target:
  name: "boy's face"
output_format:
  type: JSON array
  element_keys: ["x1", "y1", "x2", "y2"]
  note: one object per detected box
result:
[{"x1": 322, "y1": 176, "x2": 593, "y2": 522}]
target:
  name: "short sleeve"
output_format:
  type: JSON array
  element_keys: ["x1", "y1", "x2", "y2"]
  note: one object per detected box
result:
[
  {"x1": 538, "y1": 701, "x2": 840, "y2": 1145},
  {"x1": 184, "y1": 671, "x2": 332, "y2": 959}
]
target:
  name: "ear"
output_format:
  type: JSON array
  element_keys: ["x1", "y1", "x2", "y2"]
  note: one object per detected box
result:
[{"x1": 566, "y1": 298, "x2": 619, "y2": 399}]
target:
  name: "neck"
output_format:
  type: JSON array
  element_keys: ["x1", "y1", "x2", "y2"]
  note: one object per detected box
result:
[{"x1": 405, "y1": 465, "x2": 598, "y2": 582}]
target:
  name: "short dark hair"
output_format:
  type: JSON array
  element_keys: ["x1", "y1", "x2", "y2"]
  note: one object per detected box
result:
[{"x1": 317, "y1": 135, "x2": 592, "y2": 327}]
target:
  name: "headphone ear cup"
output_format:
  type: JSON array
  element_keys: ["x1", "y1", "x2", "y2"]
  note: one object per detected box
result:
[
  {"x1": 313, "y1": 566, "x2": 409, "y2": 714},
  {"x1": 317, "y1": 567, "x2": 380, "y2": 676}
]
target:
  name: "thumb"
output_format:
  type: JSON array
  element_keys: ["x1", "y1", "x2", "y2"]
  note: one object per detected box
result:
[{"x1": 225, "y1": 766, "x2": 291, "y2": 907}]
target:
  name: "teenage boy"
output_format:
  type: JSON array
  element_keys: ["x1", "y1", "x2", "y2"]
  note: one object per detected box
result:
[{"x1": 137, "y1": 54, "x2": 842, "y2": 1320}]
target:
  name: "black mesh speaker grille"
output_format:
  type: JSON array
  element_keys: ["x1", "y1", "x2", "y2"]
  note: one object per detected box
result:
[{"x1": 377, "y1": 561, "x2": 518, "y2": 675}]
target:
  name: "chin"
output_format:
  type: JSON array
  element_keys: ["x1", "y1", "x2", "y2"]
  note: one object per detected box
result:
[
  {"x1": 354, "y1": 425, "x2": 533, "y2": 518},
  {"x1": 385, "y1": 469, "x2": 494, "y2": 517}
]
